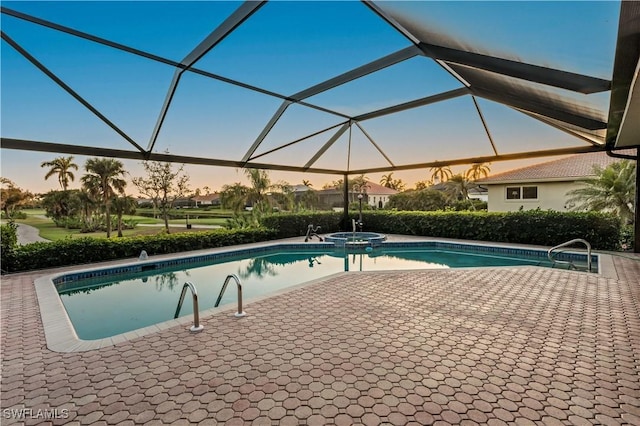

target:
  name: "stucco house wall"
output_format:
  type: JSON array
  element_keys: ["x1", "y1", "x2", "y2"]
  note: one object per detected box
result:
[
  {"x1": 478, "y1": 151, "x2": 628, "y2": 213},
  {"x1": 487, "y1": 180, "x2": 580, "y2": 212}
]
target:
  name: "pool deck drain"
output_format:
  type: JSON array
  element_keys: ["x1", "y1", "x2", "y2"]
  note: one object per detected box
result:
[{"x1": 1, "y1": 240, "x2": 639, "y2": 425}]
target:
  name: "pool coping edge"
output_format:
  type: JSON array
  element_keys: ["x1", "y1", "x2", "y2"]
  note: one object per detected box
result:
[{"x1": 34, "y1": 237, "x2": 614, "y2": 353}]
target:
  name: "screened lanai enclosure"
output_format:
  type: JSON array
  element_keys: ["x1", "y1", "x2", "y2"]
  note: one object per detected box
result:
[{"x1": 1, "y1": 1, "x2": 639, "y2": 247}]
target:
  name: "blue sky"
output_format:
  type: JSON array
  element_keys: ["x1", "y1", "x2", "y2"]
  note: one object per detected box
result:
[{"x1": 1, "y1": 1, "x2": 621, "y2": 194}]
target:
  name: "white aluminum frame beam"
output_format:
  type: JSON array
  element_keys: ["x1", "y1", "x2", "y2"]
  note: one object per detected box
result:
[
  {"x1": 147, "y1": 1, "x2": 266, "y2": 152},
  {"x1": 1, "y1": 31, "x2": 145, "y2": 153}
]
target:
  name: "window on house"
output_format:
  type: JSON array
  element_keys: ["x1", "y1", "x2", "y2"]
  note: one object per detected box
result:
[
  {"x1": 506, "y1": 186, "x2": 538, "y2": 200},
  {"x1": 522, "y1": 186, "x2": 538, "y2": 199},
  {"x1": 506, "y1": 187, "x2": 521, "y2": 200}
]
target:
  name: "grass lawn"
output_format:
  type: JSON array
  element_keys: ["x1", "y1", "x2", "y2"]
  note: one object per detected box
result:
[{"x1": 9, "y1": 209, "x2": 227, "y2": 242}]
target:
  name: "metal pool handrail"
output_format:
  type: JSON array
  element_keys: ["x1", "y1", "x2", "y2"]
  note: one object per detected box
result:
[
  {"x1": 214, "y1": 274, "x2": 247, "y2": 318},
  {"x1": 547, "y1": 238, "x2": 592, "y2": 273},
  {"x1": 174, "y1": 282, "x2": 204, "y2": 332}
]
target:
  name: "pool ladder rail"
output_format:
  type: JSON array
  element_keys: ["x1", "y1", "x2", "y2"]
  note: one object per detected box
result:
[
  {"x1": 174, "y1": 282, "x2": 204, "y2": 333},
  {"x1": 214, "y1": 274, "x2": 247, "y2": 318},
  {"x1": 174, "y1": 275, "x2": 246, "y2": 333},
  {"x1": 547, "y1": 238, "x2": 593, "y2": 273}
]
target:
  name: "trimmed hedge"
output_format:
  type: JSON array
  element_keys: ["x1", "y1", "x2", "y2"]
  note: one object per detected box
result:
[
  {"x1": 261, "y1": 210, "x2": 621, "y2": 251},
  {"x1": 2, "y1": 228, "x2": 277, "y2": 273},
  {"x1": 2, "y1": 210, "x2": 621, "y2": 273},
  {"x1": 360, "y1": 210, "x2": 621, "y2": 250},
  {"x1": 260, "y1": 212, "x2": 343, "y2": 238}
]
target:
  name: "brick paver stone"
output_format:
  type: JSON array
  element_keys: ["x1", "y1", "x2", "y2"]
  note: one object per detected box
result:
[{"x1": 1, "y1": 254, "x2": 639, "y2": 424}]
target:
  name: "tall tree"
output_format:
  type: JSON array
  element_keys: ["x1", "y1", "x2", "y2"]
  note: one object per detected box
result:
[
  {"x1": 430, "y1": 166, "x2": 453, "y2": 183},
  {"x1": 380, "y1": 173, "x2": 395, "y2": 188},
  {"x1": 391, "y1": 178, "x2": 406, "y2": 191},
  {"x1": 81, "y1": 158, "x2": 127, "y2": 238},
  {"x1": 0, "y1": 178, "x2": 33, "y2": 218},
  {"x1": 77, "y1": 189, "x2": 99, "y2": 225},
  {"x1": 41, "y1": 156, "x2": 78, "y2": 190},
  {"x1": 387, "y1": 189, "x2": 447, "y2": 211},
  {"x1": 465, "y1": 163, "x2": 491, "y2": 181},
  {"x1": 299, "y1": 188, "x2": 319, "y2": 211},
  {"x1": 414, "y1": 179, "x2": 433, "y2": 190},
  {"x1": 132, "y1": 159, "x2": 191, "y2": 233},
  {"x1": 444, "y1": 174, "x2": 476, "y2": 204},
  {"x1": 270, "y1": 181, "x2": 295, "y2": 211},
  {"x1": 111, "y1": 195, "x2": 138, "y2": 237},
  {"x1": 566, "y1": 160, "x2": 636, "y2": 223},
  {"x1": 220, "y1": 183, "x2": 250, "y2": 213},
  {"x1": 40, "y1": 190, "x2": 83, "y2": 223},
  {"x1": 244, "y1": 169, "x2": 271, "y2": 214},
  {"x1": 301, "y1": 179, "x2": 312, "y2": 188},
  {"x1": 350, "y1": 175, "x2": 370, "y2": 203}
]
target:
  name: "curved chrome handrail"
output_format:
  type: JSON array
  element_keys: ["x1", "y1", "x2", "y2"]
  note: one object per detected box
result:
[
  {"x1": 214, "y1": 274, "x2": 246, "y2": 317},
  {"x1": 174, "y1": 282, "x2": 204, "y2": 332},
  {"x1": 547, "y1": 238, "x2": 592, "y2": 273}
]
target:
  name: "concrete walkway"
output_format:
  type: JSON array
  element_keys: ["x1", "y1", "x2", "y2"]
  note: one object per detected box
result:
[
  {"x1": 1, "y1": 248, "x2": 639, "y2": 425},
  {"x1": 15, "y1": 223, "x2": 49, "y2": 245}
]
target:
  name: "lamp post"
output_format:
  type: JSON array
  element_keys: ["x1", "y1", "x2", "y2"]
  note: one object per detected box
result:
[{"x1": 357, "y1": 192, "x2": 363, "y2": 232}]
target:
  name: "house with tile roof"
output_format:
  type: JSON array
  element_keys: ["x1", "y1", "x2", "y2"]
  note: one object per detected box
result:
[
  {"x1": 192, "y1": 193, "x2": 221, "y2": 207},
  {"x1": 477, "y1": 151, "x2": 625, "y2": 212},
  {"x1": 316, "y1": 182, "x2": 399, "y2": 209}
]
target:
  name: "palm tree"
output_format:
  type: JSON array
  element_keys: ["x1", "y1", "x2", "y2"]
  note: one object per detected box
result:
[
  {"x1": 302, "y1": 179, "x2": 312, "y2": 188},
  {"x1": 41, "y1": 156, "x2": 78, "y2": 190},
  {"x1": 566, "y1": 160, "x2": 636, "y2": 223},
  {"x1": 444, "y1": 174, "x2": 478, "y2": 208},
  {"x1": 77, "y1": 188, "x2": 99, "y2": 226},
  {"x1": 220, "y1": 183, "x2": 249, "y2": 213},
  {"x1": 430, "y1": 166, "x2": 453, "y2": 183},
  {"x1": 380, "y1": 173, "x2": 395, "y2": 188},
  {"x1": 81, "y1": 158, "x2": 127, "y2": 238},
  {"x1": 111, "y1": 195, "x2": 137, "y2": 237},
  {"x1": 349, "y1": 174, "x2": 370, "y2": 202},
  {"x1": 415, "y1": 179, "x2": 433, "y2": 190},
  {"x1": 391, "y1": 178, "x2": 406, "y2": 191},
  {"x1": 245, "y1": 169, "x2": 271, "y2": 213},
  {"x1": 465, "y1": 163, "x2": 491, "y2": 181}
]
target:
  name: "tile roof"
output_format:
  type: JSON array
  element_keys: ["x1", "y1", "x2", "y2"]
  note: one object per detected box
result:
[
  {"x1": 192, "y1": 193, "x2": 220, "y2": 202},
  {"x1": 364, "y1": 182, "x2": 399, "y2": 195},
  {"x1": 478, "y1": 151, "x2": 634, "y2": 183},
  {"x1": 317, "y1": 181, "x2": 399, "y2": 195}
]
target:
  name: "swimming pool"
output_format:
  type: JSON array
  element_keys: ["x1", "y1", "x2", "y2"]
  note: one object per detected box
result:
[
  {"x1": 35, "y1": 240, "x2": 600, "y2": 352},
  {"x1": 46, "y1": 241, "x2": 597, "y2": 341}
]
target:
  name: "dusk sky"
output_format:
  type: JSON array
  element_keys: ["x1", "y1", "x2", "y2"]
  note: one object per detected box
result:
[{"x1": 1, "y1": 1, "x2": 620, "y2": 195}]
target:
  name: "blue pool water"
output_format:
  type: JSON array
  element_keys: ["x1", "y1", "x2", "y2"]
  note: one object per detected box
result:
[{"x1": 56, "y1": 244, "x2": 595, "y2": 340}]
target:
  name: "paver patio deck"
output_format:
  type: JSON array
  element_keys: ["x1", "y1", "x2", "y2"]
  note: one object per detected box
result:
[{"x1": 1, "y1": 245, "x2": 639, "y2": 425}]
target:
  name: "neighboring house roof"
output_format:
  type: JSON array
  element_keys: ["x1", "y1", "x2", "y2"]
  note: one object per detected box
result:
[
  {"x1": 477, "y1": 151, "x2": 633, "y2": 184},
  {"x1": 429, "y1": 182, "x2": 487, "y2": 195},
  {"x1": 317, "y1": 182, "x2": 399, "y2": 195},
  {"x1": 193, "y1": 193, "x2": 220, "y2": 202},
  {"x1": 365, "y1": 182, "x2": 399, "y2": 195},
  {"x1": 290, "y1": 184, "x2": 313, "y2": 193}
]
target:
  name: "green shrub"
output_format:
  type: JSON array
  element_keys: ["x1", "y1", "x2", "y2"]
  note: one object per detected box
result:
[
  {"x1": 620, "y1": 225, "x2": 634, "y2": 251},
  {"x1": 3, "y1": 227, "x2": 277, "y2": 273},
  {"x1": 1, "y1": 221, "x2": 18, "y2": 272},
  {"x1": 260, "y1": 212, "x2": 343, "y2": 238},
  {"x1": 361, "y1": 210, "x2": 620, "y2": 250},
  {"x1": 1, "y1": 211, "x2": 27, "y2": 219},
  {"x1": 260, "y1": 210, "x2": 620, "y2": 250},
  {"x1": 3, "y1": 210, "x2": 621, "y2": 273}
]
